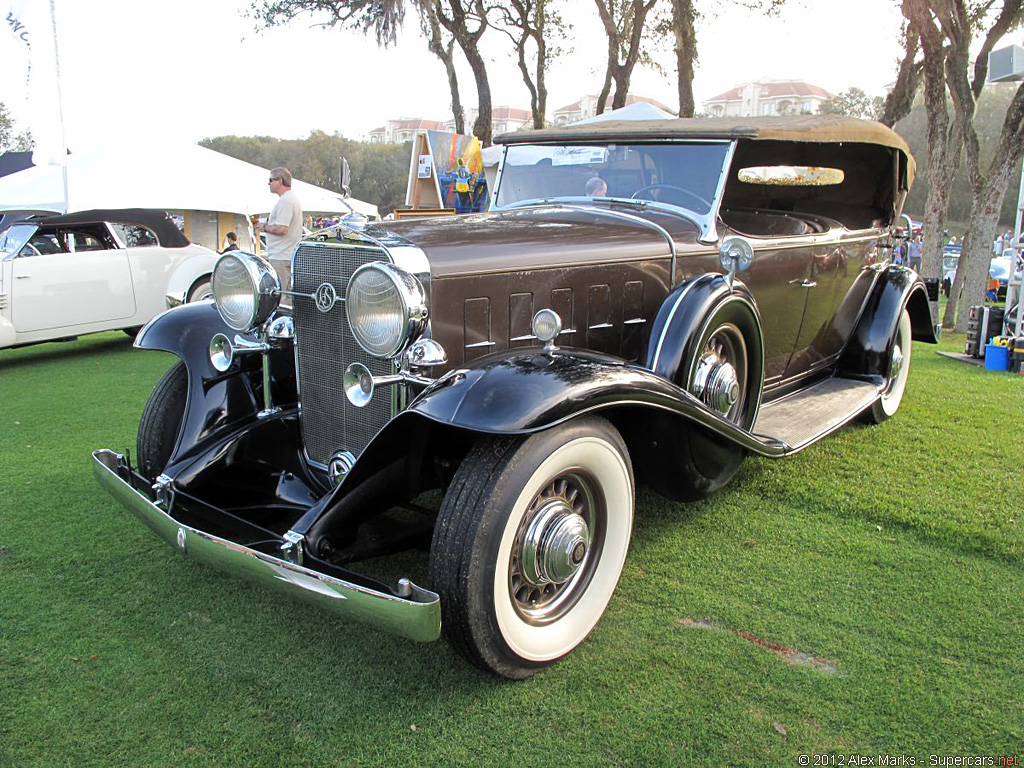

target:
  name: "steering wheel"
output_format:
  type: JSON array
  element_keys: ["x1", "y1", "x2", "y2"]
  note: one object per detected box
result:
[{"x1": 631, "y1": 183, "x2": 710, "y2": 210}]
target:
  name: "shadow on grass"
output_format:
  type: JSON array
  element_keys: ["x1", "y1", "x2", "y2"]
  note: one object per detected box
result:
[{"x1": 0, "y1": 334, "x2": 135, "y2": 372}]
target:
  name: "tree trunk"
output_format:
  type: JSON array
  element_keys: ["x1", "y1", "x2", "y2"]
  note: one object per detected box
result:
[
  {"x1": 420, "y1": 3, "x2": 465, "y2": 134},
  {"x1": 433, "y1": 0, "x2": 492, "y2": 146},
  {"x1": 879, "y1": 24, "x2": 921, "y2": 127},
  {"x1": 672, "y1": 0, "x2": 696, "y2": 117},
  {"x1": 951, "y1": 82, "x2": 1024, "y2": 332},
  {"x1": 464, "y1": 43, "x2": 493, "y2": 145}
]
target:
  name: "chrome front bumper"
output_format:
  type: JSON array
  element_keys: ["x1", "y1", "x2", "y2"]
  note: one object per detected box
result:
[{"x1": 92, "y1": 449, "x2": 441, "y2": 643}]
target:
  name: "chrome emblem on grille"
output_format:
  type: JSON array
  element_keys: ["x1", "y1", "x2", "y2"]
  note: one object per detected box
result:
[{"x1": 314, "y1": 282, "x2": 338, "y2": 313}]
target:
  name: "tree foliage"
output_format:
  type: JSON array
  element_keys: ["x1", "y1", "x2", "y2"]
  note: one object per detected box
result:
[
  {"x1": 201, "y1": 131, "x2": 411, "y2": 214},
  {"x1": 818, "y1": 87, "x2": 885, "y2": 120},
  {"x1": 0, "y1": 102, "x2": 33, "y2": 154}
]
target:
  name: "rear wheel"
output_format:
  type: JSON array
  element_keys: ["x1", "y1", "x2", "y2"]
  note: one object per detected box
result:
[
  {"x1": 672, "y1": 298, "x2": 762, "y2": 500},
  {"x1": 186, "y1": 277, "x2": 213, "y2": 303},
  {"x1": 866, "y1": 309, "x2": 912, "y2": 424},
  {"x1": 429, "y1": 416, "x2": 633, "y2": 679},
  {"x1": 136, "y1": 362, "x2": 188, "y2": 482}
]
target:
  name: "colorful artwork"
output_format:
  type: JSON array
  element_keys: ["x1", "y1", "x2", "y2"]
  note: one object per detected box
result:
[{"x1": 425, "y1": 130, "x2": 489, "y2": 213}]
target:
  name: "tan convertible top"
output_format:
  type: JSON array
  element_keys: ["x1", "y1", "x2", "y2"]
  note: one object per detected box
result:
[{"x1": 496, "y1": 115, "x2": 915, "y2": 185}]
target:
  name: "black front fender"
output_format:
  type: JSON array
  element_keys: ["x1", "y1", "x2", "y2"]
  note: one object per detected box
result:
[
  {"x1": 405, "y1": 348, "x2": 782, "y2": 456},
  {"x1": 134, "y1": 302, "x2": 295, "y2": 470}
]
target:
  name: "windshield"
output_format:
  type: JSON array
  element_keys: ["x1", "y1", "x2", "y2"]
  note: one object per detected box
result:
[
  {"x1": 495, "y1": 142, "x2": 731, "y2": 216},
  {"x1": 0, "y1": 224, "x2": 37, "y2": 258}
]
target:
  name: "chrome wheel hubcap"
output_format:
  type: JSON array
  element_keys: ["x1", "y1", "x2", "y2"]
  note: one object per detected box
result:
[
  {"x1": 690, "y1": 322, "x2": 747, "y2": 421},
  {"x1": 510, "y1": 473, "x2": 602, "y2": 625},
  {"x1": 521, "y1": 500, "x2": 591, "y2": 585},
  {"x1": 888, "y1": 344, "x2": 904, "y2": 386}
]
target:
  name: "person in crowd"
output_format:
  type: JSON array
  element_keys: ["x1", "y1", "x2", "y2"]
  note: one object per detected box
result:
[
  {"x1": 908, "y1": 234, "x2": 923, "y2": 272},
  {"x1": 585, "y1": 176, "x2": 607, "y2": 197},
  {"x1": 256, "y1": 167, "x2": 303, "y2": 290},
  {"x1": 220, "y1": 232, "x2": 239, "y2": 254}
]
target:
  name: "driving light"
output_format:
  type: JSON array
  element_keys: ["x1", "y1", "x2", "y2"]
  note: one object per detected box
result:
[
  {"x1": 212, "y1": 252, "x2": 280, "y2": 332},
  {"x1": 532, "y1": 309, "x2": 562, "y2": 349},
  {"x1": 345, "y1": 262, "x2": 427, "y2": 358}
]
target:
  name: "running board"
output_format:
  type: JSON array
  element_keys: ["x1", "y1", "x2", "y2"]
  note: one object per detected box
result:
[{"x1": 752, "y1": 377, "x2": 880, "y2": 454}]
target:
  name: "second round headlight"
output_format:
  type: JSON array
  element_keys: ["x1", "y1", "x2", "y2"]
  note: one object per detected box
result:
[
  {"x1": 345, "y1": 262, "x2": 427, "y2": 358},
  {"x1": 212, "y1": 252, "x2": 280, "y2": 332}
]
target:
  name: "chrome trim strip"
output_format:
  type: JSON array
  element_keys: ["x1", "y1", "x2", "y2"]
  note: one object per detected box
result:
[
  {"x1": 465, "y1": 340, "x2": 497, "y2": 349},
  {"x1": 588, "y1": 323, "x2": 613, "y2": 330},
  {"x1": 92, "y1": 449, "x2": 441, "y2": 643},
  {"x1": 623, "y1": 318, "x2": 646, "y2": 325}
]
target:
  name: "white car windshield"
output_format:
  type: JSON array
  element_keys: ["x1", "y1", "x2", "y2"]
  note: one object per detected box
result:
[
  {"x1": 495, "y1": 141, "x2": 731, "y2": 216},
  {"x1": 0, "y1": 224, "x2": 36, "y2": 257}
]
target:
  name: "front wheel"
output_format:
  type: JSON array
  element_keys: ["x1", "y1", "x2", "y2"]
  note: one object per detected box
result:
[
  {"x1": 866, "y1": 308, "x2": 912, "y2": 424},
  {"x1": 136, "y1": 361, "x2": 188, "y2": 482},
  {"x1": 429, "y1": 416, "x2": 634, "y2": 679}
]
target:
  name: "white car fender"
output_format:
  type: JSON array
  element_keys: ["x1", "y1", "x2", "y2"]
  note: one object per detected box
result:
[{"x1": 164, "y1": 246, "x2": 220, "y2": 307}]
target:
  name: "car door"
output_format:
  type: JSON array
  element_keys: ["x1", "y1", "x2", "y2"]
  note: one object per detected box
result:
[
  {"x1": 11, "y1": 224, "x2": 136, "y2": 333},
  {"x1": 784, "y1": 233, "x2": 879, "y2": 378},
  {"x1": 740, "y1": 239, "x2": 814, "y2": 385}
]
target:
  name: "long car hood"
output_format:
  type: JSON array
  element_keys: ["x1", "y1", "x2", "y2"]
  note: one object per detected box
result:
[{"x1": 376, "y1": 205, "x2": 701, "y2": 277}]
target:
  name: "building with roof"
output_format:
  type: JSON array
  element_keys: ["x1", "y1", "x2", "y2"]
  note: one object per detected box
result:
[
  {"x1": 551, "y1": 94, "x2": 675, "y2": 126},
  {"x1": 702, "y1": 80, "x2": 834, "y2": 117},
  {"x1": 368, "y1": 118, "x2": 447, "y2": 144}
]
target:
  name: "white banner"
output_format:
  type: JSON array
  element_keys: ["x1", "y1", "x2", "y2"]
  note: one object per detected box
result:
[{"x1": 3, "y1": 0, "x2": 66, "y2": 169}]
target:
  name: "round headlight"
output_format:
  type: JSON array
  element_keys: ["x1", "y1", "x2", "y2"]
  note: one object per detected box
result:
[
  {"x1": 212, "y1": 252, "x2": 280, "y2": 332},
  {"x1": 345, "y1": 262, "x2": 427, "y2": 358}
]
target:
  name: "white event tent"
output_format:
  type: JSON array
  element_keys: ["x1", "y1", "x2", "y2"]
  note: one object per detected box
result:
[{"x1": 0, "y1": 141, "x2": 379, "y2": 219}]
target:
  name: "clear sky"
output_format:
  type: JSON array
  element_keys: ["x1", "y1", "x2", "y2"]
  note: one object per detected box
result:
[{"x1": 0, "y1": 0, "x2": 1017, "y2": 152}]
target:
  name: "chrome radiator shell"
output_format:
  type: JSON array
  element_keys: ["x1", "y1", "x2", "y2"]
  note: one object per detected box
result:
[{"x1": 291, "y1": 241, "x2": 396, "y2": 467}]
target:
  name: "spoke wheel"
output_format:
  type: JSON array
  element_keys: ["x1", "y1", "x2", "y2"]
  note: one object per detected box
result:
[
  {"x1": 508, "y1": 472, "x2": 604, "y2": 626},
  {"x1": 430, "y1": 416, "x2": 633, "y2": 679},
  {"x1": 688, "y1": 321, "x2": 749, "y2": 424}
]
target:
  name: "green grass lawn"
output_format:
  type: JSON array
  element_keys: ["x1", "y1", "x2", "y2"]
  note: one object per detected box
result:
[{"x1": 1, "y1": 331, "x2": 1021, "y2": 767}]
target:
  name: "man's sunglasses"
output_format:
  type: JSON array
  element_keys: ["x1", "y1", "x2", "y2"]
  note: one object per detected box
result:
[{"x1": 268, "y1": 177, "x2": 280, "y2": 183}]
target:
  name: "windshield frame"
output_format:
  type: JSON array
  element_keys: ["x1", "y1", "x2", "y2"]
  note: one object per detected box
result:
[
  {"x1": 0, "y1": 223, "x2": 39, "y2": 260},
  {"x1": 492, "y1": 139, "x2": 736, "y2": 244}
]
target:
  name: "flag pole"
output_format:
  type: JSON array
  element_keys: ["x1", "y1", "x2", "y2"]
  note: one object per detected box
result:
[{"x1": 47, "y1": 0, "x2": 68, "y2": 212}]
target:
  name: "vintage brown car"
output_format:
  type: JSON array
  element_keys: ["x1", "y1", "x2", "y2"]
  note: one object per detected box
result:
[{"x1": 94, "y1": 116, "x2": 936, "y2": 678}]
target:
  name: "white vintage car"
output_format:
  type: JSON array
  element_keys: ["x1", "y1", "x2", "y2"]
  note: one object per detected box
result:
[{"x1": 0, "y1": 208, "x2": 219, "y2": 349}]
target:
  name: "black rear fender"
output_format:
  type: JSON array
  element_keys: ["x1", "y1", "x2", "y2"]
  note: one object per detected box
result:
[{"x1": 839, "y1": 266, "x2": 936, "y2": 378}]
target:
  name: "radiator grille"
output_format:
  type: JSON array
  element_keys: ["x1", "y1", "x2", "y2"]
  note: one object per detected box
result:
[{"x1": 292, "y1": 242, "x2": 395, "y2": 466}]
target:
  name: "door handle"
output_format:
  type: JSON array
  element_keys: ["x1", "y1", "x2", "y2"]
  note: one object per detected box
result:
[{"x1": 16, "y1": 274, "x2": 31, "y2": 279}]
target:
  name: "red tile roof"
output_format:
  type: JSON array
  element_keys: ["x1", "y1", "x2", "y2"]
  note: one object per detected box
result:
[{"x1": 706, "y1": 80, "x2": 834, "y2": 103}]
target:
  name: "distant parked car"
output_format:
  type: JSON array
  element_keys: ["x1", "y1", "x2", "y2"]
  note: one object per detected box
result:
[
  {"x1": 942, "y1": 245, "x2": 1021, "y2": 300},
  {"x1": 0, "y1": 208, "x2": 219, "y2": 349}
]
